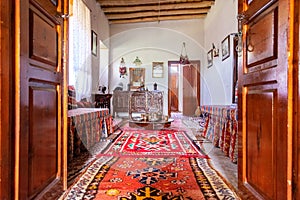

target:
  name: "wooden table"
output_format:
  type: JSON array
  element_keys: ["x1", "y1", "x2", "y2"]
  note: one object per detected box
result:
[{"x1": 129, "y1": 119, "x2": 174, "y2": 130}]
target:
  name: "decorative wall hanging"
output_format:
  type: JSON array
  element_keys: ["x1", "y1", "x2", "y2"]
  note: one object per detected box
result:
[
  {"x1": 152, "y1": 62, "x2": 164, "y2": 78},
  {"x1": 212, "y1": 43, "x2": 219, "y2": 57},
  {"x1": 119, "y1": 57, "x2": 127, "y2": 78},
  {"x1": 91, "y1": 30, "x2": 97, "y2": 56},
  {"x1": 129, "y1": 68, "x2": 145, "y2": 91},
  {"x1": 207, "y1": 50, "x2": 213, "y2": 68},
  {"x1": 179, "y1": 42, "x2": 190, "y2": 64},
  {"x1": 133, "y1": 56, "x2": 142, "y2": 66},
  {"x1": 221, "y1": 35, "x2": 230, "y2": 61}
]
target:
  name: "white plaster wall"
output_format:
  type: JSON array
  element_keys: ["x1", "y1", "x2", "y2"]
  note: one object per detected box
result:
[
  {"x1": 99, "y1": 41, "x2": 109, "y2": 89},
  {"x1": 84, "y1": 0, "x2": 110, "y2": 93},
  {"x1": 202, "y1": 0, "x2": 238, "y2": 105},
  {"x1": 109, "y1": 19, "x2": 205, "y2": 115},
  {"x1": 106, "y1": 0, "x2": 237, "y2": 111}
]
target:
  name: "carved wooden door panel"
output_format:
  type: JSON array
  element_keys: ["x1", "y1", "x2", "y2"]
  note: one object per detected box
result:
[
  {"x1": 18, "y1": 0, "x2": 67, "y2": 199},
  {"x1": 238, "y1": 0, "x2": 293, "y2": 199}
]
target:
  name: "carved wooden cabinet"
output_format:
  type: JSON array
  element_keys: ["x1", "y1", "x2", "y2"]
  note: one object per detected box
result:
[
  {"x1": 129, "y1": 91, "x2": 163, "y2": 120},
  {"x1": 112, "y1": 91, "x2": 163, "y2": 118},
  {"x1": 112, "y1": 91, "x2": 130, "y2": 117},
  {"x1": 129, "y1": 91, "x2": 150, "y2": 116},
  {"x1": 148, "y1": 91, "x2": 163, "y2": 113}
]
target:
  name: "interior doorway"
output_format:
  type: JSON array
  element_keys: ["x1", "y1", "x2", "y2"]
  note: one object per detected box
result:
[
  {"x1": 168, "y1": 60, "x2": 200, "y2": 116},
  {"x1": 168, "y1": 61, "x2": 180, "y2": 115}
]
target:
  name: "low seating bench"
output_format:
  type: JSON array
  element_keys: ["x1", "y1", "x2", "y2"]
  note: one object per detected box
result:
[
  {"x1": 67, "y1": 85, "x2": 113, "y2": 161},
  {"x1": 200, "y1": 105, "x2": 238, "y2": 163},
  {"x1": 67, "y1": 108, "x2": 112, "y2": 161}
]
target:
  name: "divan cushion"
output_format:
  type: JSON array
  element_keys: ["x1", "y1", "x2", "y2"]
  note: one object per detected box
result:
[{"x1": 68, "y1": 85, "x2": 78, "y2": 110}]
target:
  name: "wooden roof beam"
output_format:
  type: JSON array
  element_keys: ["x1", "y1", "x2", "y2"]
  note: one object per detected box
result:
[
  {"x1": 105, "y1": 8, "x2": 210, "y2": 20},
  {"x1": 109, "y1": 14, "x2": 206, "y2": 24},
  {"x1": 97, "y1": 0, "x2": 215, "y2": 7},
  {"x1": 101, "y1": 2, "x2": 214, "y2": 13}
]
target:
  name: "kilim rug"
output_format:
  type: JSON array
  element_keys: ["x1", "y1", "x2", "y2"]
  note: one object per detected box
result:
[
  {"x1": 99, "y1": 128, "x2": 208, "y2": 158},
  {"x1": 63, "y1": 128, "x2": 239, "y2": 199},
  {"x1": 64, "y1": 156, "x2": 239, "y2": 199}
]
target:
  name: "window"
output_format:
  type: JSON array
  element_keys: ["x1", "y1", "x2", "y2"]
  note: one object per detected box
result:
[{"x1": 69, "y1": 0, "x2": 92, "y2": 101}]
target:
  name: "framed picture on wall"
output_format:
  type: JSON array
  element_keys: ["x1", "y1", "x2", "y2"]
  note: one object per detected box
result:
[
  {"x1": 207, "y1": 49, "x2": 213, "y2": 68},
  {"x1": 221, "y1": 35, "x2": 230, "y2": 61},
  {"x1": 152, "y1": 62, "x2": 164, "y2": 78},
  {"x1": 91, "y1": 30, "x2": 97, "y2": 56}
]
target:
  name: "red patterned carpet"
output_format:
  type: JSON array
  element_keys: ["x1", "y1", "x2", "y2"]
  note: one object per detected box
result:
[
  {"x1": 99, "y1": 128, "x2": 208, "y2": 158},
  {"x1": 63, "y1": 126, "x2": 239, "y2": 199}
]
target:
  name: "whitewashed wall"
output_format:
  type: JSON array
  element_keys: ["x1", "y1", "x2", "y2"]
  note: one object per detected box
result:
[
  {"x1": 109, "y1": 19, "x2": 205, "y2": 115},
  {"x1": 102, "y1": 0, "x2": 237, "y2": 114},
  {"x1": 84, "y1": 0, "x2": 110, "y2": 93},
  {"x1": 202, "y1": 0, "x2": 238, "y2": 105}
]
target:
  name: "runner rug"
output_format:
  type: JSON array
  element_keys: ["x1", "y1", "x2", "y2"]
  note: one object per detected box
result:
[
  {"x1": 64, "y1": 156, "x2": 238, "y2": 199},
  {"x1": 64, "y1": 129, "x2": 238, "y2": 199},
  {"x1": 99, "y1": 128, "x2": 208, "y2": 158}
]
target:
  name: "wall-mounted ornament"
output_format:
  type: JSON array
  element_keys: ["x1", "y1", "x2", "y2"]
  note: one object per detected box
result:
[
  {"x1": 212, "y1": 43, "x2": 219, "y2": 57},
  {"x1": 152, "y1": 62, "x2": 164, "y2": 78},
  {"x1": 133, "y1": 56, "x2": 142, "y2": 66},
  {"x1": 179, "y1": 42, "x2": 190, "y2": 64},
  {"x1": 221, "y1": 35, "x2": 230, "y2": 61},
  {"x1": 119, "y1": 57, "x2": 127, "y2": 78},
  {"x1": 207, "y1": 49, "x2": 213, "y2": 68}
]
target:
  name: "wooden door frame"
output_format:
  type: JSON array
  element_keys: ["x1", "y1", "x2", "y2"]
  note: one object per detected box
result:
[
  {"x1": 167, "y1": 60, "x2": 200, "y2": 116},
  {"x1": 0, "y1": 0, "x2": 13, "y2": 199},
  {"x1": 168, "y1": 61, "x2": 179, "y2": 115},
  {"x1": 294, "y1": 0, "x2": 300, "y2": 198}
]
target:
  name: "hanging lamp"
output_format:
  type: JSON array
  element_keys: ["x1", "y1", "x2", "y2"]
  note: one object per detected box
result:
[
  {"x1": 179, "y1": 42, "x2": 190, "y2": 64},
  {"x1": 133, "y1": 56, "x2": 142, "y2": 66}
]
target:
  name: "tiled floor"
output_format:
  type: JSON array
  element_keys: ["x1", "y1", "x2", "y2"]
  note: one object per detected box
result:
[{"x1": 201, "y1": 139, "x2": 238, "y2": 190}]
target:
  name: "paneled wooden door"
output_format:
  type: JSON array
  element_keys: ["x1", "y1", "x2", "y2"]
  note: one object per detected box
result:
[
  {"x1": 238, "y1": 0, "x2": 295, "y2": 199},
  {"x1": 17, "y1": 0, "x2": 68, "y2": 199},
  {"x1": 182, "y1": 61, "x2": 200, "y2": 116},
  {"x1": 168, "y1": 61, "x2": 180, "y2": 115}
]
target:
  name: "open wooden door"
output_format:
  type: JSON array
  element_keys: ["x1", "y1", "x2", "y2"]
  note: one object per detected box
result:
[
  {"x1": 0, "y1": 0, "x2": 13, "y2": 199},
  {"x1": 16, "y1": 0, "x2": 68, "y2": 198},
  {"x1": 182, "y1": 61, "x2": 200, "y2": 116},
  {"x1": 168, "y1": 61, "x2": 180, "y2": 115},
  {"x1": 238, "y1": 0, "x2": 295, "y2": 199}
]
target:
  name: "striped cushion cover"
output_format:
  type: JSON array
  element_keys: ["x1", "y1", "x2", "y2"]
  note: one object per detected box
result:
[{"x1": 68, "y1": 85, "x2": 78, "y2": 110}]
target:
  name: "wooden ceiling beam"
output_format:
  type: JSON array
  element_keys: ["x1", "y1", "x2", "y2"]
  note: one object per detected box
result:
[
  {"x1": 101, "y1": 2, "x2": 213, "y2": 13},
  {"x1": 97, "y1": 0, "x2": 215, "y2": 7},
  {"x1": 105, "y1": 8, "x2": 210, "y2": 20},
  {"x1": 109, "y1": 14, "x2": 206, "y2": 24}
]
